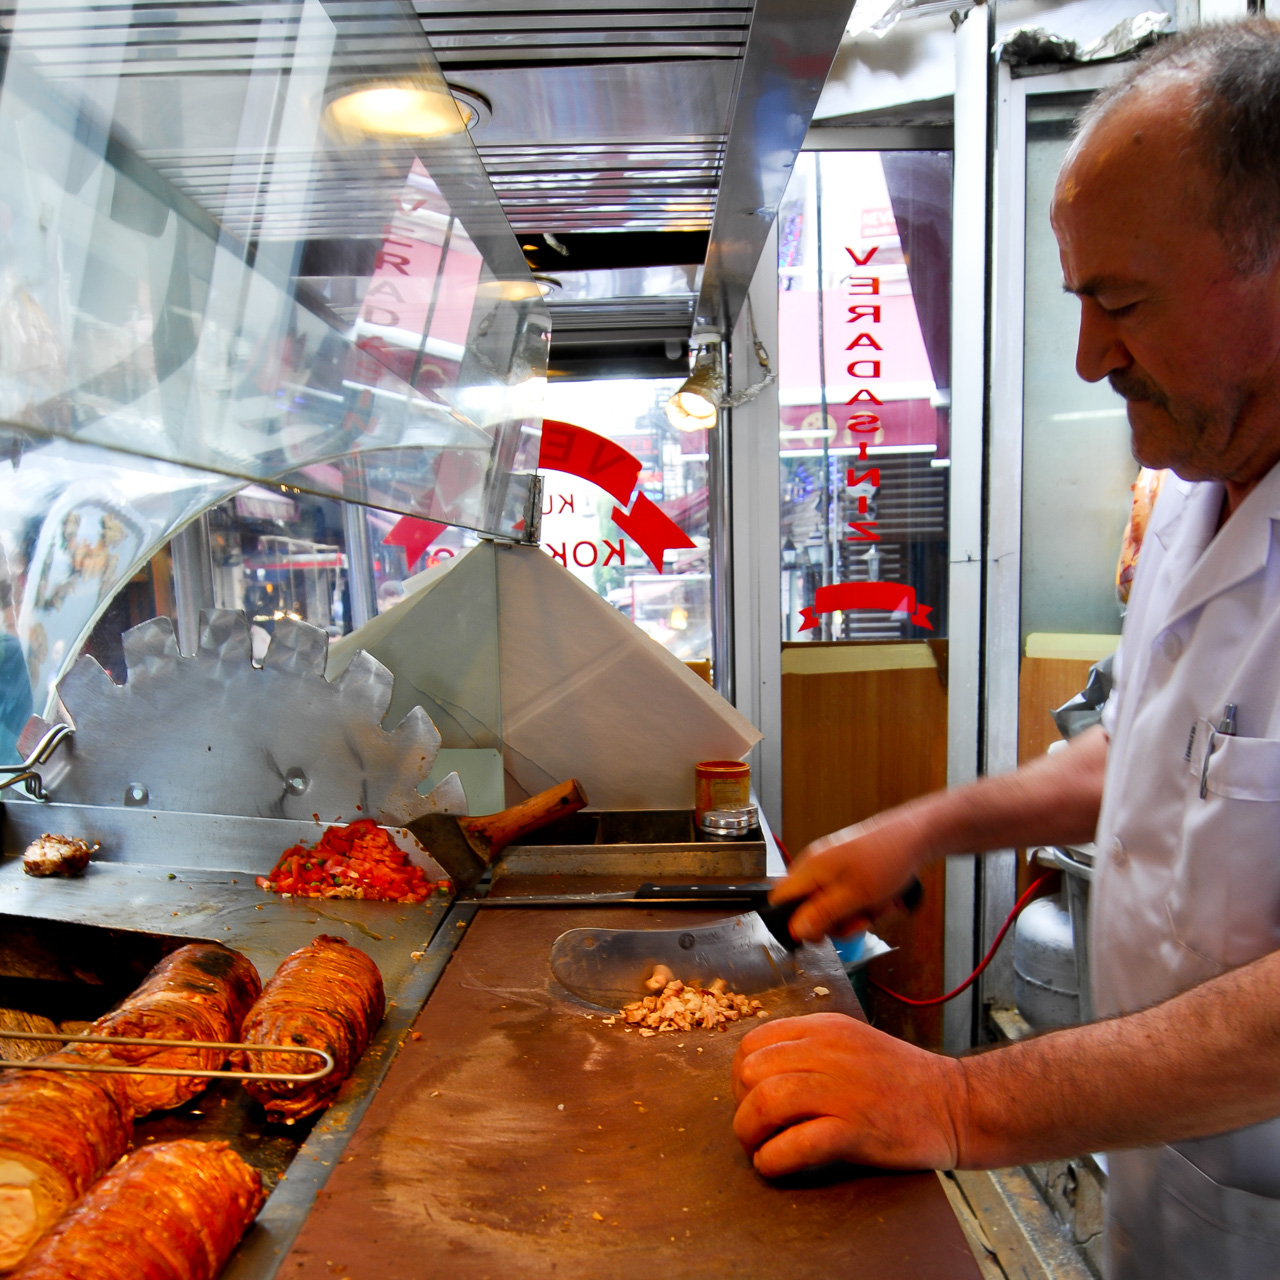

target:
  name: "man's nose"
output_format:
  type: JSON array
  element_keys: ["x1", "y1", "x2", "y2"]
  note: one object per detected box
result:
[{"x1": 1075, "y1": 299, "x2": 1130, "y2": 383}]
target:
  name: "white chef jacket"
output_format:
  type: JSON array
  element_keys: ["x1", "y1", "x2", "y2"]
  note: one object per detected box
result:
[{"x1": 1093, "y1": 457, "x2": 1280, "y2": 1279}]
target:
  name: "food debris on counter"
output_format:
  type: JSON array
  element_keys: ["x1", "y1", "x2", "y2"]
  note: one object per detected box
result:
[
  {"x1": 21, "y1": 833, "x2": 97, "y2": 877},
  {"x1": 618, "y1": 977, "x2": 766, "y2": 1033},
  {"x1": 254, "y1": 819, "x2": 448, "y2": 903},
  {"x1": 813, "y1": 986, "x2": 830, "y2": 997}
]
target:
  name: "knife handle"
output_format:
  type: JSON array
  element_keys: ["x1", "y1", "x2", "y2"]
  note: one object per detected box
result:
[
  {"x1": 761, "y1": 878, "x2": 925, "y2": 950},
  {"x1": 458, "y1": 779, "x2": 589, "y2": 863}
]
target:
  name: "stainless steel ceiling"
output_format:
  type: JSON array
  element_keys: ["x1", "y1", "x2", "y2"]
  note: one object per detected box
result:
[
  {"x1": 416, "y1": 1, "x2": 753, "y2": 66},
  {"x1": 428, "y1": 23, "x2": 744, "y2": 238},
  {"x1": 0, "y1": 0, "x2": 853, "y2": 343}
]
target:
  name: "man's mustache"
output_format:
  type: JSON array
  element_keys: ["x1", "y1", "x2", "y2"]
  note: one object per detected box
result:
[{"x1": 1109, "y1": 369, "x2": 1170, "y2": 411}]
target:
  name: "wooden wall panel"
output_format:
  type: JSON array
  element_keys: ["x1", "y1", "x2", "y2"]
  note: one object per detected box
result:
[
  {"x1": 781, "y1": 643, "x2": 948, "y2": 1048},
  {"x1": 1017, "y1": 657, "x2": 1096, "y2": 766}
]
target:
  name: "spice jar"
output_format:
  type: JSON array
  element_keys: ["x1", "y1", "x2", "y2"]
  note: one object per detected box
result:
[{"x1": 694, "y1": 759, "x2": 750, "y2": 824}]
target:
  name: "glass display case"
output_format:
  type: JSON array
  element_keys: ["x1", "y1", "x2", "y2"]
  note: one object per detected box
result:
[{"x1": 0, "y1": 0, "x2": 549, "y2": 753}]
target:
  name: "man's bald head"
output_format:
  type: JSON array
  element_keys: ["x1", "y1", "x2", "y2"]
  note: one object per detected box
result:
[{"x1": 1074, "y1": 20, "x2": 1280, "y2": 275}]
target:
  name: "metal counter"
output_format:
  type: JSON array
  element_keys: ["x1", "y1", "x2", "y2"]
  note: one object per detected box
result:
[
  {"x1": 279, "y1": 878, "x2": 984, "y2": 1280},
  {"x1": 0, "y1": 800, "x2": 463, "y2": 1278}
]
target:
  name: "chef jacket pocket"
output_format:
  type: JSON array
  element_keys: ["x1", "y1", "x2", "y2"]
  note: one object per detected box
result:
[
  {"x1": 1176, "y1": 735, "x2": 1280, "y2": 970},
  {"x1": 1155, "y1": 1146, "x2": 1280, "y2": 1280},
  {"x1": 1202, "y1": 734, "x2": 1280, "y2": 801}
]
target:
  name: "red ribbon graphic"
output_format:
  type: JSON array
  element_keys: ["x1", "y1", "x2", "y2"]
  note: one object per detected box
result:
[
  {"x1": 383, "y1": 516, "x2": 448, "y2": 569},
  {"x1": 611, "y1": 493, "x2": 697, "y2": 574},
  {"x1": 538, "y1": 419, "x2": 643, "y2": 506},
  {"x1": 798, "y1": 581, "x2": 934, "y2": 631},
  {"x1": 537, "y1": 418, "x2": 696, "y2": 575}
]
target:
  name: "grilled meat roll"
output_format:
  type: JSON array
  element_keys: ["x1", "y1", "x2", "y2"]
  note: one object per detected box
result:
[
  {"x1": 0, "y1": 1063, "x2": 132, "y2": 1271},
  {"x1": 0, "y1": 1010, "x2": 61, "y2": 1062},
  {"x1": 9, "y1": 1138, "x2": 264, "y2": 1280},
  {"x1": 71, "y1": 943, "x2": 261, "y2": 1118},
  {"x1": 234, "y1": 935, "x2": 384, "y2": 1121}
]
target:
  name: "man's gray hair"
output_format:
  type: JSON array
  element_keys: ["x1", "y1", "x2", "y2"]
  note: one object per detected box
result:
[{"x1": 1079, "y1": 19, "x2": 1280, "y2": 273}]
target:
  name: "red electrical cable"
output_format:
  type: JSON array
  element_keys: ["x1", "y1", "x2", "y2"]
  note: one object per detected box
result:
[
  {"x1": 771, "y1": 831, "x2": 794, "y2": 868},
  {"x1": 868, "y1": 873, "x2": 1054, "y2": 1007}
]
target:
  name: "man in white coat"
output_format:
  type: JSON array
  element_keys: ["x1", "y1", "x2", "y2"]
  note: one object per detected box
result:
[{"x1": 732, "y1": 21, "x2": 1280, "y2": 1278}]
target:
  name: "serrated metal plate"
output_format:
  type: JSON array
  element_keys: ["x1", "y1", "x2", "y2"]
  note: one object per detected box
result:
[{"x1": 39, "y1": 610, "x2": 448, "y2": 825}]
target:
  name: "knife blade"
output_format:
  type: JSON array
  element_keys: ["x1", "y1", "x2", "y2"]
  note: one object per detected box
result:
[
  {"x1": 549, "y1": 911, "x2": 800, "y2": 1008},
  {"x1": 474, "y1": 876, "x2": 924, "y2": 953},
  {"x1": 471, "y1": 883, "x2": 804, "y2": 950}
]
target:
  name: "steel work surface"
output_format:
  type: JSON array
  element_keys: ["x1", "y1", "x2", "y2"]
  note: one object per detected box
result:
[{"x1": 280, "y1": 893, "x2": 982, "y2": 1279}]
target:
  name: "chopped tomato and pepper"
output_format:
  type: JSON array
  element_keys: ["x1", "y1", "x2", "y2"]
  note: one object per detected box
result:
[{"x1": 255, "y1": 819, "x2": 450, "y2": 904}]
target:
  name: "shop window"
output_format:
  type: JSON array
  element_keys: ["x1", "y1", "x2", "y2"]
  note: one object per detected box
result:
[
  {"x1": 777, "y1": 150, "x2": 952, "y2": 643},
  {"x1": 776, "y1": 148, "x2": 954, "y2": 1044}
]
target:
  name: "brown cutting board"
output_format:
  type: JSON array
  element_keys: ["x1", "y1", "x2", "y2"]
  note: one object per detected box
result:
[{"x1": 281, "y1": 897, "x2": 981, "y2": 1279}]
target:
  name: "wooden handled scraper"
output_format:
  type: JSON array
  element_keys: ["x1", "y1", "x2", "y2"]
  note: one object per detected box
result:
[{"x1": 405, "y1": 778, "x2": 588, "y2": 892}]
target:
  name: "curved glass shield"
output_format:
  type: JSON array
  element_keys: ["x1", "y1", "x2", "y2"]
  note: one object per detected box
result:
[{"x1": 0, "y1": 0, "x2": 548, "y2": 538}]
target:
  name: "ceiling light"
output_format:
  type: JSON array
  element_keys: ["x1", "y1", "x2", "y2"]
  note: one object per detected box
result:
[{"x1": 326, "y1": 81, "x2": 473, "y2": 139}]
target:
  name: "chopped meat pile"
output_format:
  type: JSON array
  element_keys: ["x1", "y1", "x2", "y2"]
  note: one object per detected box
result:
[
  {"x1": 22, "y1": 834, "x2": 96, "y2": 878},
  {"x1": 618, "y1": 975, "x2": 768, "y2": 1036},
  {"x1": 255, "y1": 819, "x2": 448, "y2": 904}
]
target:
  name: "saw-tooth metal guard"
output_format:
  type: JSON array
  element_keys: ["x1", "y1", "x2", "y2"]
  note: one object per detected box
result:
[
  {"x1": 31, "y1": 609, "x2": 445, "y2": 825},
  {"x1": 0, "y1": 722, "x2": 73, "y2": 801},
  {"x1": 0, "y1": 1028, "x2": 334, "y2": 1083}
]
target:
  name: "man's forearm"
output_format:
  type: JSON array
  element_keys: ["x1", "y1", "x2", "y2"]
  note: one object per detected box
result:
[
  {"x1": 912, "y1": 724, "x2": 1108, "y2": 863},
  {"x1": 956, "y1": 946, "x2": 1280, "y2": 1168}
]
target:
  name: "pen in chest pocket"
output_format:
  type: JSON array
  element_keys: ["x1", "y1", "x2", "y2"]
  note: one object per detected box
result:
[{"x1": 1199, "y1": 702, "x2": 1239, "y2": 800}]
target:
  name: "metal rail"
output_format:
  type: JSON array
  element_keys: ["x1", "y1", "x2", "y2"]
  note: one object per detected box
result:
[{"x1": 0, "y1": 1029, "x2": 334, "y2": 1082}]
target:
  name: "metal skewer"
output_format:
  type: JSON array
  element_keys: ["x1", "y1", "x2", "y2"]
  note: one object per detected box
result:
[{"x1": 0, "y1": 1029, "x2": 334, "y2": 1082}]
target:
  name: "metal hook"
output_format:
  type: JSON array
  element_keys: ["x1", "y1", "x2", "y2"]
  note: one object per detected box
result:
[{"x1": 0, "y1": 722, "x2": 74, "y2": 801}]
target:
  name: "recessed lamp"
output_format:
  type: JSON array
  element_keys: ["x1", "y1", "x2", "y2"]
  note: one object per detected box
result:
[
  {"x1": 476, "y1": 278, "x2": 546, "y2": 302},
  {"x1": 326, "y1": 80, "x2": 481, "y2": 139}
]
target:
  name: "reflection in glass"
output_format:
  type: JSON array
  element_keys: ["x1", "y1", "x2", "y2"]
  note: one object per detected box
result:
[
  {"x1": 1021, "y1": 95, "x2": 1134, "y2": 644},
  {"x1": 0, "y1": 0, "x2": 547, "y2": 537}
]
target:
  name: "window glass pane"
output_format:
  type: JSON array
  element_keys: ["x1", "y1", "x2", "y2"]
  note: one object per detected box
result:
[
  {"x1": 1021, "y1": 94, "x2": 1134, "y2": 647},
  {"x1": 540, "y1": 378, "x2": 711, "y2": 663},
  {"x1": 777, "y1": 149, "x2": 954, "y2": 1040},
  {"x1": 778, "y1": 150, "x2": 952, "y2": 643}
]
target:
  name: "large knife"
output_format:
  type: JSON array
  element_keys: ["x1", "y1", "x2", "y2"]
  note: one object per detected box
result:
[
  {"x1": 476, "y1": 878, "x2": 924, "y2": 950},
  {"x1": 545, "y1": 879, "x2": 924, "y2": 1008},
  {"x1": 404, "y1": 779, "x2": 588, "y2": 892}
]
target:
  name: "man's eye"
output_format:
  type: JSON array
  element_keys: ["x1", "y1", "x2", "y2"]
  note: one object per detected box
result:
[{"x1": 1102, "y1": 301, "x2": 1138, "y2": 318}]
